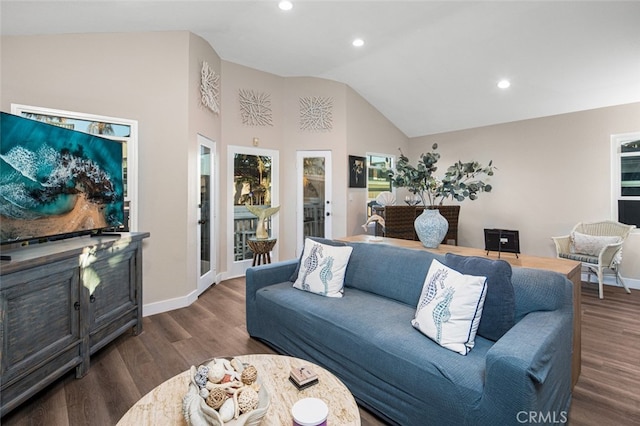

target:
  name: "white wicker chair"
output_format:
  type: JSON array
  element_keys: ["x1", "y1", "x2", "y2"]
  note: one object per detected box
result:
[{"x1": 552, "y1": 221, "x2": 636, "y2": 299}]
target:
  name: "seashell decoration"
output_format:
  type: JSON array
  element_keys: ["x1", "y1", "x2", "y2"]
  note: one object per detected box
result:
[
  {"x1": 207, "y1": 362, "x2": 226, "y2": 384},
  {"x1": 375, "y1": 191, "x2": 396, "y2": 206},
  {"x1": 182, "y1": 357, "x2": 268, "y2": 426},
  {"x1": 199, "y1": 387, "x2": 210, "y2": 399},
  {"x1": 230, "y1": 358, "x2": 244, "y2": 373},
  {"x1": 218, "y1": 398, "x2": 235, "y2": 422}
]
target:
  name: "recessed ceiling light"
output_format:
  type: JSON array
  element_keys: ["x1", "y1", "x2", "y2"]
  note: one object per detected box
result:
[
  {"x1": 278, "y1": 1, "x2": 293, "y2": 11},
  {"x1": 352, "y1": 38, "x2": 365, "y2": 47},
  {"x1": 497, "y1": 79, "x2": 511, "y2": 89}
]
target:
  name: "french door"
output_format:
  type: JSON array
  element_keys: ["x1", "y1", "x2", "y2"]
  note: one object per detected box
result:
[
  {"x1": 228, "y1": 146, "x2": 279, "y2": 277},
  {"x1": 197, "y1": 134, "x2": 216, "y2": 292},
  {"x1": 296, "y1": 151, "x2": 332, "y2": 255}
]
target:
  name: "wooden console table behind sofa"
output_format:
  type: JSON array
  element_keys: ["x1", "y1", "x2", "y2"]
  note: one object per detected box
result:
[
  {"x1": 372, "y1": 205, "x2": 460, "y2": 245},
  {"x1": 338, "y1": 234, "x2": 582, "y2": 389}
]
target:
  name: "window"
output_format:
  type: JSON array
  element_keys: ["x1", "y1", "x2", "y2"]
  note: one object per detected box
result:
[
  {"x1": 11, "y1": 104, "x2": 138, "y2": 231},
  {"x1": 366, "y1": 153, "x2": 394, "y2": 218},
  {"x1": 366, "y1": 153, "x2": 394, "y2": 201},
  {"x1": 621, "y1": 140, "x2": 640, "y2": 196},
  {"x1": 612, "y1": 132, "x2": 640, "y2": 227}
]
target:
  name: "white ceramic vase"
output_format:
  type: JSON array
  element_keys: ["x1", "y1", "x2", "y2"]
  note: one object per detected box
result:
[{"x1": 414, "y1": 208, "x2": 449, "y2": 248}]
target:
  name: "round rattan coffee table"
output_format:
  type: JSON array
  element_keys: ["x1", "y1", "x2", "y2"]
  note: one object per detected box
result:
[{"x1": 116, "y1": 354, "x2": 360, "y2": 425}]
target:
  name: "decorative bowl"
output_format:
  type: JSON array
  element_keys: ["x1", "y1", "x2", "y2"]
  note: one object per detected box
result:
[{"x1": 182, "y1": 358, "x2": 270, "y2": 426}]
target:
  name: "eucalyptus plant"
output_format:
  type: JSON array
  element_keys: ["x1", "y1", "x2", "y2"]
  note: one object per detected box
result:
[{"x1": 389, "y1": 143, "x2": 495, "y2": 206}]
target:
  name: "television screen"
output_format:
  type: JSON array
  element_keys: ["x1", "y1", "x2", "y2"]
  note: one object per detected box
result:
[{"x1": 0, "y1": 111, "x2": 124, "y2": 244}]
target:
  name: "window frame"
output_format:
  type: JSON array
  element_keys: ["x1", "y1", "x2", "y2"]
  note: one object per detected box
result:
[
  {"x1": 366, "y1": 152, "x2": 395, "y2": 203},
  {"x1": 611, "y1": 131, "x2": 640, "y2": 222}
]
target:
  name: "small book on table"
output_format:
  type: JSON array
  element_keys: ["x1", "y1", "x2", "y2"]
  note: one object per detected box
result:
[{"x1": 289, "y1": 365, "x2": 318, "y2": 390}]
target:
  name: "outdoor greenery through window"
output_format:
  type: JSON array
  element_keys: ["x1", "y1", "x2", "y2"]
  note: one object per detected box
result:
[
  {"x1": 367, "y1": 154, "x2": 393, "y2": 201},
  {"x1": 233, "y1": 154, "x2": 272, "y2": 206},
  {"x1": 233, "y1": 153, "x2": 273, "y2": 261}
]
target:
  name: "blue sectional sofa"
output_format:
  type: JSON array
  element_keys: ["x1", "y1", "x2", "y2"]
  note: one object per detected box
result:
[{"x1": 246, "y1": 240, "x2": 573, "y2": 426}]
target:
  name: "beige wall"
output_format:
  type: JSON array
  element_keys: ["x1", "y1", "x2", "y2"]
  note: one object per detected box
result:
[
  {"x1": 1, "y1": 32, "x2": 222, "y2": 311},
  {"x1": 219, "y1": 65, "x2": 402, "y2": 262},
  {"x1": 408, "y1": 103, "x2": 640, "y2": 284},
  {"x1": 188, "y1": 33, "x2": 222, "y2": 295},
  {"x1": 219, "y1": 61, "x2": 285, "y2": 269},
  {"x1": 1, "y1": 31, "x2": 405, "y2": 311},
  {"x1": 282, "y1": 77, "x2": 349, "y2": 256},
  {"x1": 345, "y1": 86, "x2": 409, "y2": 235},
  {"x1": 4, "y1": 30, "x2": 636, "y2": 311}
]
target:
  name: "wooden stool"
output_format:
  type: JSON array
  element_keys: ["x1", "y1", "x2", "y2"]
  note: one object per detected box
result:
[{"x1": 247, "y1": 238, "x2": 277, "y2": 266}]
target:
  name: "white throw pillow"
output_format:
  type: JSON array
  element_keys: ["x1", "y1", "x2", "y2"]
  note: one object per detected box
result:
[
  {"x1": 570, "y1": 231, "x2": 621, "y2": 256},
  {"x1": 293, "y1": 238, "x2": 353, "y2": 298},
  {"x1": 412, "y1": 259, "x2": 487, "y2": 355}
]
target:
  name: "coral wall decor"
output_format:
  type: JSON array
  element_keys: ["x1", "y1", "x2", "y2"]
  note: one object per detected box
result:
[
  {"x1": 200, "y1": 61, "x2": 220, "y2": 114},
  {"x1": 299, "y1": 96, "x2": 333, "y2": 132},
  {"x1": 239, "y1": 89, "x2": 273, "y2": 126}
]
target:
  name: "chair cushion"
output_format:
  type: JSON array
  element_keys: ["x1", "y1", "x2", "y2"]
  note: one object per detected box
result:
[
  {"x1": 445, "y1": 253, "x2": 515, "y2": 341},
  {"x1": 412, "y1": 259, "x2": 487, "y2": 355},
  {"x1": 570, "y1": 231, "x2": 620, "y2": 256},
  {"x1": 292, "y1": 238, "x2": 353, "y2": 297},
  {"x1": 559, "y1": 252, "x2": 598, "y2": 264}
]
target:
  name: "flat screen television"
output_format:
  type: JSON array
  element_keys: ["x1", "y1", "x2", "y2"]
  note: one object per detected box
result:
[{"x1": 0, "y1": 111, "x2": 124, "y2": 245}]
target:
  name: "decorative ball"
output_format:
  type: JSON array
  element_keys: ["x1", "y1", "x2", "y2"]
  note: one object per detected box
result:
[
  {"x1": 237, "y1": 387, "x2": 259, "y2": 413},
  {"x1": 207, "y1": 363, "x2": 225, "y2": 384},
  {"x1": 205, "y1": 387, "x2": 228, "y2": 410},
  {"x1": 241, "y1": 365, "x2": 258, "y2": 385}
]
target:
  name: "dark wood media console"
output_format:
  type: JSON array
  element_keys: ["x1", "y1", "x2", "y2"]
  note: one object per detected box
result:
[{"x1": 0, "y1": 232, "x2": 150, "y2": 417}]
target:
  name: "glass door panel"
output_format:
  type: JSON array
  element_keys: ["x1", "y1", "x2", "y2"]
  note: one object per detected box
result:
[
  {"x1": 297, "y1": 151, "x2": 332, "y2": 255},
  {"x1": 229, "y1": 146, "x2": 279, "y2": 277},
  {"x1": 200, "y1": 145, "x2": 211, "y2": 275},
  {"x1": 198, "y1": 135, "x2": 215, "y2": 292}
]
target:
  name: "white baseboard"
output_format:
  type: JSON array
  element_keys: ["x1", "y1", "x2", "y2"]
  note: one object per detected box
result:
[
  {"x1": 142, "y1": 272, "x2": 225, "y2": 317},
  {"x1": 581, "y1": 272, "x2": 640, "y2": 290},
  {"x1": 143, "y1": 290, "x2": 198, "y2": 317}
]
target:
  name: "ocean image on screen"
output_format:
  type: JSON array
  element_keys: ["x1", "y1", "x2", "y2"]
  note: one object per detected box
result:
[{"x1": 0, "y1": 112, "x2": 124, "y2": 244}]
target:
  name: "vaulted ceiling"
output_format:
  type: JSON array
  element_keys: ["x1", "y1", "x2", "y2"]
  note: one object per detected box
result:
[{"x1": 2, "y1": 1, "x2": 639, "y2": 137}]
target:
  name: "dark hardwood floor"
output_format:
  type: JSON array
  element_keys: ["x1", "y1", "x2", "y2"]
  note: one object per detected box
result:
[{"x1": 2, "y1": 278, "x2": 639, "y2": 425}]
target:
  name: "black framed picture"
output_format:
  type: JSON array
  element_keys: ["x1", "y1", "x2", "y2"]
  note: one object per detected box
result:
[
  {"x1": 484, "y1": 228, "x2": 520, "y2": 258},
  {"x1": 349, "y1": 155, "x2": 366, "y2": 188}
]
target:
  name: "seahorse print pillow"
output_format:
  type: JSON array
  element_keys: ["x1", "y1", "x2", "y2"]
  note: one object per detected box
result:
[
  {"x1": 411, "y1": 259, "x2": 487, "y2": 355},
  {"x1": 293, "y1": 238, "x2": 354, "y2": 298}
]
